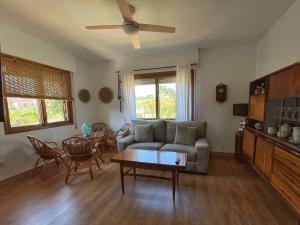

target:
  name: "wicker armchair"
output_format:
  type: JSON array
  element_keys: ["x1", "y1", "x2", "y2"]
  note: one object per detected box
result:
[
  {"x1": 62, "y1": 136, "x2": 100, "y2": 184},
  {"x1": 98, "y1": 123, "x2": 130, "y2": 153},
  {"x1": 27, "y1": 135, "x2": 64, "y2": 172}
]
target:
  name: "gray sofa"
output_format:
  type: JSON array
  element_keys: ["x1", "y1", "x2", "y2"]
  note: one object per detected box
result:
[{"x1": 117, "y1": 120, "x2": 210, "y2": 174}]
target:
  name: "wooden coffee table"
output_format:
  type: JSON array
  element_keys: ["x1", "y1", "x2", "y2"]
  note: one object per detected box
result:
[{"x1": 111, "y1": 149, "x2": 187, "y2": 202}]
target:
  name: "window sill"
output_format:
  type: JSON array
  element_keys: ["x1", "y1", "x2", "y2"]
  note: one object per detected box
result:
[{"x1": 4, "y1": 121, "x2": 73, "y2": 135}]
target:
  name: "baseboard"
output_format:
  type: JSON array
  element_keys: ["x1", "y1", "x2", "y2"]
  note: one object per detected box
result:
[{"x1": 0, "y1": 161, "x2": 56, "y2": 187}]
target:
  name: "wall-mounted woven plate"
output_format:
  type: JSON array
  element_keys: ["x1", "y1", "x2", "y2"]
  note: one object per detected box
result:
[
  {"x1": 78, "y1": 89, "x2": 91, "y2": 103},
  {"x1": 98, "y1": 87, "x2": 113, "y2": 103}
]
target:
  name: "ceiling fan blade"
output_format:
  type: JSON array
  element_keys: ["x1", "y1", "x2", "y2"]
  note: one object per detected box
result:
[
  {"x1": 85, "y1": 25, "x2": 123, "y2": 30},
  {"x1": 130, "y1": 34, "x2": 140, "y2": 49},
  {"x1": 139, "y1": 24, "x2": 176, "y2": 33},
  {"x1": 116, "y1": 0, "x2": 133, "y2": 22}
]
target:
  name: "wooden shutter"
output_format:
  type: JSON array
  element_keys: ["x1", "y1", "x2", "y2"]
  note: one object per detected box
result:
[{"x1": 1, "y1": 54, "x2": 72, "y2": 100}]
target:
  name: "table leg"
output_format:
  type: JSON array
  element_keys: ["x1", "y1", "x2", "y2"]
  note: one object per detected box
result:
[
  {"x1": 120, "y1": 163, "x2": 124, "y2": 194},
  {"x1": 172, "y1": 170, "x2": 176, "y2": 202},
  {"x1": 176, "y1": 170, "x2": 179, "y2": 184},
  {"x1": 133, "y1": 167, "x2": 136, "y2": 180}
]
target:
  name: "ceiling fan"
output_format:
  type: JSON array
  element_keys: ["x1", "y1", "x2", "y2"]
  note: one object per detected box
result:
[{"x1": 85, "y1": 0, "x2": 176, "y2": 49}]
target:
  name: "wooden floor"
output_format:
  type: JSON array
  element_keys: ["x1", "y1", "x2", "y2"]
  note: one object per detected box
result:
[{"x1": 0, "y1": 156, "x2": 298, "y2": 225}]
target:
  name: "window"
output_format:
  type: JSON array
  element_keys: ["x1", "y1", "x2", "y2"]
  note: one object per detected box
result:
[
  {"x1": 159, "y1": 81, "x2": 176, "y2": 119},
  {"x1": 45, "y1": 99, "x2": 66, "y2": 123},
  {"x1": 135, "y1": 71, "x2": 176, "y2": 119},
  {"x1": 7, "y1": 97, "x2": 41, "y2": 127},
  {"x1": 1, "y1": 54, "x2": 73, "y2": 134}
]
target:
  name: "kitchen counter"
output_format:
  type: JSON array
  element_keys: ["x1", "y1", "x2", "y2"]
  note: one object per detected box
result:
[{"x1": 246, "y1": 127, "x2": 300, "y2": 157}]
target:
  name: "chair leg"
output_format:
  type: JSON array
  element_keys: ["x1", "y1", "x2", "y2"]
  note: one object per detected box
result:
[
  {"x1": 74, "y1": 162, "x2": 78, "y2": 172},
  {"x1": 65, "y1": 161, "x2": 73, "y2": 184},
  {"x1": 54, "y1": 157, "x2": 59, "y2": 168},
  {"x1": 94, "y1": 157, "x2": 101, "y2": 170},
  {"x1": 99, "y1": 154, "x2": 105, "y2": 163},
  {"x1": 43, "y1": 160, "x2": 48, "y2": 172},
  {"x1": 89, "y1": 162, "x2": 94, "y2": 181},
  {"x1": 33, "y1": 157, "x2": 41, "y2": 174}
]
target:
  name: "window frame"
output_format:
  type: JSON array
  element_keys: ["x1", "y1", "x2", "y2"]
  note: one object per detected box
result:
[
  {"x1": 3, "y1": 97, "x2": 73, "y2": 134},
  {"x1": 134, "y1": 70, "x2": 195, "y2": 120},
  {"x1": 1, "y1": 53, "x2": 74, "y2": 134}
]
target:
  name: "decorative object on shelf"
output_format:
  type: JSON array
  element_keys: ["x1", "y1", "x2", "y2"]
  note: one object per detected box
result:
[
  {"x1": 81, "y1": 122, "x2": 92, "y2": 137},
  {"x1": 117, "y1": 73, "x2": 122, "y2": 112},
  {"x1": 253, "y1": 83, "x2": 265, "y2": 96},
  {"x1": 216, "y1": 83, "x2": 227, "y2": 103},
  {"x1": 254, "y1": 122, "x2": 263, "y2": 131},
  {"x1": 277, "y1": 123, "x2": 291, "y2": 138},
  {"x1": 98, "y1": 87, "x2": 114, "y2": 103},
  {"x1": 291, "y1": 127, "x2": 300, "y2": 144},
  {"x1": 267, "y1": 126, "x2": 277, "y2": 135},
  {"x1": 78, "y1": 89, "x2": 91, "y2": 103},
  {"x1": 261, "y1": 83, "x2": 265, "y2": 95},
  {"x1": 233, "y1": 103, "x2": 248, "y2": 131}
]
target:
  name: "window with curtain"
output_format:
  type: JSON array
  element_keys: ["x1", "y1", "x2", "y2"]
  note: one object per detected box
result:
[
  {"x1": 134, "y1": 71, "x2": 176, "y2": 119},
  {"x1": 1, "y1": 54, "x2": 73, "y2": 134}
]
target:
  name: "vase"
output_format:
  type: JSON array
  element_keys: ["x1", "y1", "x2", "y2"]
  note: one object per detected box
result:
[{"x1": 81, "y1": 122, "x2": 92, "y2": 137}]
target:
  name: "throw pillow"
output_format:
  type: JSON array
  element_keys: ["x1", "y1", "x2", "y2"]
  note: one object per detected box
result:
[
  {"x1": 135, "y1": 124, "x2": 154, "y2": 143},
  {"x1": 174, "y1": 125, "x2": 197, "y2": 146}
]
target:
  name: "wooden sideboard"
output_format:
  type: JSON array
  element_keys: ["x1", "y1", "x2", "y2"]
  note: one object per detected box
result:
[
  {"x1": 242, "y1": 128, "x2": 300, "y2": 216},
  {"x1": 243, "y1": 62, "x2": 300, "y2": 218}
]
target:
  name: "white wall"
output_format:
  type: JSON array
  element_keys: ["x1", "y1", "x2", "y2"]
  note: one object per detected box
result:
[
  {"x1": 198, "y1": 44, "x2": 256, "y2": 152},
  {"x1": 256, "y1": 0, "x2": 300, "y2": 77},
  {"x1": 0, "y1": 25, "x2": 97, "y2": 181},
  {"x1": 92, "y1": 48, "x2": 198, "y2": 130},
  {"x1": 92, "y1": 46, "x2": 256, "y2": 153}
]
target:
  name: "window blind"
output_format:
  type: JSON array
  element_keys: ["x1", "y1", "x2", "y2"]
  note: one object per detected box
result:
[{"x1": 1, "y1": 54, "x2": 72, "y2": 100}]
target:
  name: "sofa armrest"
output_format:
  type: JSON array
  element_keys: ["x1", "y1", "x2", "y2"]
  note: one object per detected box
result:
[
  {"x1": 195, "y1": 138, "x2": 211, "y2": 151},
  {"x1": 117, "y1": 134, "x2": 135, "y2": 152}
]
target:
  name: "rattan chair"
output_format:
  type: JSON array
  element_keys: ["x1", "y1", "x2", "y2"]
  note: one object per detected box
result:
[
  {"x1": 98, "y1": 123, "x2": 131, "y2": 153},
  {"x1": 62, "y1": 136, "x2": 100, "y2": 184},
  {"x1": 92, "y1": 122, "x2": 108, "y2": 133},
  {"x1": 27, "y1": 135, "x2": 64, "y2": 173}
]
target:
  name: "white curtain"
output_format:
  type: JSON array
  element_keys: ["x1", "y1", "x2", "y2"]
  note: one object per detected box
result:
[
  {"x1": 176, "y1": 64, "x2": 192, "y2": 121},
  {"x1": 121, "y1": 70, "x2": 136, "y2": 122}
]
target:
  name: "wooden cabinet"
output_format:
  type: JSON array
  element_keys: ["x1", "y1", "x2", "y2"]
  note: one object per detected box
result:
[
  {"x1": 242, "y1": 130, "x2": 256, "y2": 162},
  {"x1": 235, "y1": 131, "x2": 244, "y2": 162},
  {"x1": 294, "y1": 64, "x2": 300, "y2": 95},
  {"x1": 254, "y1": 136, "x2": 274, "y2": 179},
  {"x1": 271, "y1": 146, "x2": 300, "y2": 215},
  {"x1": 268, "y1": 67, "x2": 299, "y2": 98},
  {"x1": 249, "y1": 95, "x2": 265, "y2": 121}
]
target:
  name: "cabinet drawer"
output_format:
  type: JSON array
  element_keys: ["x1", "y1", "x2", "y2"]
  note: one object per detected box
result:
[
  {"x1": 271, "y1": 164, "x2": 300, "y2": 215},
  {"x1": 274, "y1": 147, "x2": 300, "y2": 176},
  {"x1": 271, "y1": 146, "x2": 300, "y2": 215},
  {"x1": 272, "y1": 162, "x2": 300, "y2": 195}
]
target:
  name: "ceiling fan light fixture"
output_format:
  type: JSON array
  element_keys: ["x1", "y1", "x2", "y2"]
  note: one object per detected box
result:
[{"x1": 122, "y1": 21, "x2": 139, "y2": 35}]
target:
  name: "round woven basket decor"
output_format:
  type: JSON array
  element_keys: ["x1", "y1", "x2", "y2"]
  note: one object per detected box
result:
[
  {"x1": 78, "y1": 89, "x2": 91, "y2": 103},
  {"x1": 98, "y1": 87, "x2": 114, "y2": 103}
]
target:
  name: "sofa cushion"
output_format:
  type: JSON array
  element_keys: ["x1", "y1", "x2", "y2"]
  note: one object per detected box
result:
[
  {"x1": 166, "y1": 120, "x2": 207, "y2": 143},
  {"x1": 127, "y1": 142, "x2": 164, "y2": 150},
  {"x1": 174, "y1": 125, "x2": 197, "y2": 146},
  {"x1": 131, "y1": 119, "x2": 165, "y2": 142},
  {"x1": 135, "y1": 125, "x2": 154, "y2": 143},
  {"x1": 159, "y1": 144, "x2": 197, "y2": 162}
]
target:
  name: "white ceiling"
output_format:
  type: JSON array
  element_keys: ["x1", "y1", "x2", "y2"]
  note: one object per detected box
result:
[{"x1": 0, "y1": 0, "x2": 295, "y2": 61}]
